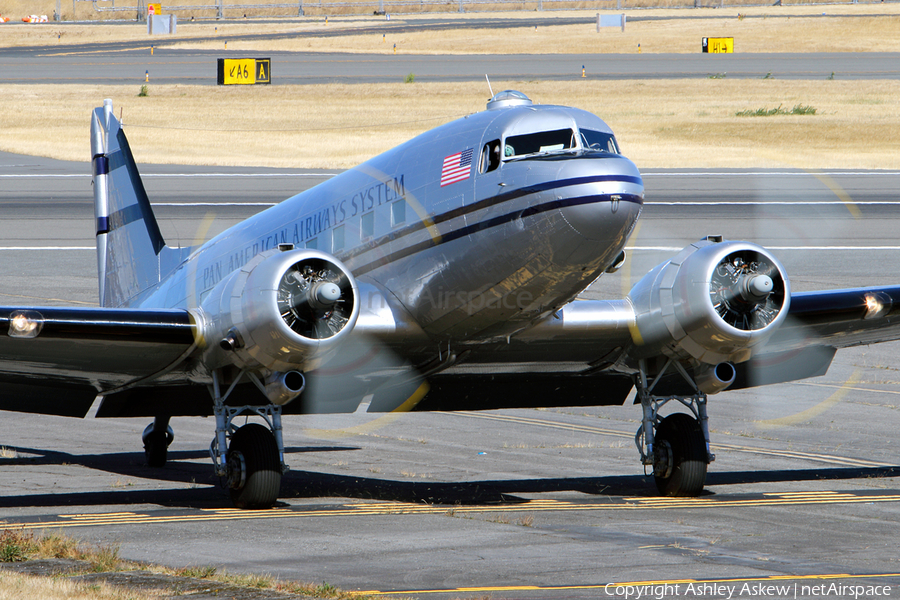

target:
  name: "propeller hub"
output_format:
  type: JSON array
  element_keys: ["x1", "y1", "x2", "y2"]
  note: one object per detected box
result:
[
  {"x1": 276, "y1": 256, "x2": 355, "y2": 340},
  {"x1": 313, "y1": 282, "x2": 341, "y2": 308},
  {"x1": 741, "y1": 274, "x2": 773, "y2": 303}
]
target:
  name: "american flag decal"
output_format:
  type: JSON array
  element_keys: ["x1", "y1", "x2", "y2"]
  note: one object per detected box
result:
[{"x1": 440, "y1": 148, "x2": 473, "y2": 187}]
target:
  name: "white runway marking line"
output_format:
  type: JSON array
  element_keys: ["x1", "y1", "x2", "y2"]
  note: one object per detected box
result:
[
  {"x1": 0, "y1": 246, "x2": 94, "y2": 250},
  {"x1": 642, "y1": 171, "x2": 900, "y2": 177},
  {"x1": 630, "y1": 246, "x2": 900, "y2": 251},
  {"x1": 646, "y1": 201, "x2": 900, "y2": 205},
  {"x1": 155, "y1": 202, "x2": 276, "y2": 206},
  {"x1": 0, "y1": 245, "x2": 898, "y2": 254},
  {"x1": 0, "y1": 173, "x2": 335, "y2": 178},
  {"x1": 5, "y1": 170, "x2": 897, "y2": 178}
]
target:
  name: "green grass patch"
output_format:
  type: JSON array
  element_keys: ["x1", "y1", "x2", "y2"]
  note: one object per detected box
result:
[
  {"x1": 0, "y1": 530, "x2": 36, "y2": 562},
  {"x1": 735, "y1": 104, "x2": 817, "y2": 117}
]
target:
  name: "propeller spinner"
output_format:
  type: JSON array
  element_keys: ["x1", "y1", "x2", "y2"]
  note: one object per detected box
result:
[
  {"x1": 710, "y1": 252, "x2": 784, "y2": 332},
  {"x1": 277, "y1": 259, "x2": 352, "y2": 340}
]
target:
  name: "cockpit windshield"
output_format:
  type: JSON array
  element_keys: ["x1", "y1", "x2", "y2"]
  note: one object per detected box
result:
[
  {"x1": 501, "y1": 128, "x2": 620, "y2": 160},
  {"x1": 580, "y1": 129, "x2": 620, "y2": 154},
  {"x1": 503, "y1": 128, "x2": 576, "y2": 159}
]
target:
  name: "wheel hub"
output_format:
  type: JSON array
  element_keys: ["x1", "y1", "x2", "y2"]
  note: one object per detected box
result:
[
  {"x1": 226, "y1": 451, "x2": 247, "y2": 490},
  {"x1": 652, "y1": 440, "x2": 674, "y2": 479}
]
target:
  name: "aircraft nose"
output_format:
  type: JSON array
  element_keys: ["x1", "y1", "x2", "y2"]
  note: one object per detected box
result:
[{"x1": 557, "y1": 156, "x2": 644, "y2": 242}]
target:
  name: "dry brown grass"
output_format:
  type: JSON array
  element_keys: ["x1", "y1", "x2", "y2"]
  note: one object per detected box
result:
[
  {"x1": 177, "y1": 8, "x2": 900, "y2": 54},
  {"x1": 1, "y1": 0, "x2": 897, "y2": 21},
  {"x1": 1, "y1": 79, "x2": 898, "y2": 169},
  {"x1": 0, "y1": 572, "x2": 159, "y2": 600},
  {"x1": 1, "y1": 5, "x2": 899, "y2": 53}
]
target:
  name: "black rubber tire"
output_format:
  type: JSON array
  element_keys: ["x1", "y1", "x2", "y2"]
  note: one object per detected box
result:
[
  {"x1": 227, "y1": 423, "x2": 282, "y2": 509},
  {"x1": 143, "y1": 431, "x2": 168, "y2": 468},
  {"x1": 653, "y1": 412, "x2": 708, "y2": 497}
]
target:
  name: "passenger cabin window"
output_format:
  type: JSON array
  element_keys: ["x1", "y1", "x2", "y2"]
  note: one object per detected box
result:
[
  {"x1": 580, "y1": 129, "x2": 620, "y2": 154},
  {"x1": 361, "y1": 211, "x2": 375, "y2": 240},
  {"x1": 333, "y1": 224, "x2": 345, "y2": 252},
  {"x1": 478, "y1": 139, "x2": 501, "y2": 173},
  {"x1": 503, "y1": 129, "x2": 575, "y2": 158},
  {"x1": 391, "y1": 199, "x2": 406, "y2": 227}
]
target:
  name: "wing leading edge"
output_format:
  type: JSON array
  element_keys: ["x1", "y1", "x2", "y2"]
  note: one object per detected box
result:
[{"x1": 454, "y1": 283, "x2": 900, "y2": 398}]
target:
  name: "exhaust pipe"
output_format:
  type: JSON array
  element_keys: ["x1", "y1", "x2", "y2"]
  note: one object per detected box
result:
[
  {"x1": 695, "y1": 362, "x2": 736, "y2": 395},
  {"x1": 265, "y1": 371, "x2": 306, "y2": 405}
]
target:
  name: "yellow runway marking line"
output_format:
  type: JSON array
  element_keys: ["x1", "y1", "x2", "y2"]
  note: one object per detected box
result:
[
  {"x1": 358, "y1": 572, "x2": 900, "y2": 595},
  {"x1": 13, "y1": 490, "x2": 900, "y2": 530},
  {"x1": 451, "y1": 411, "x2": 892, "y2": 468},
  {"x1": 64, "y1": 512, "x2": 140, "y2": 518}
]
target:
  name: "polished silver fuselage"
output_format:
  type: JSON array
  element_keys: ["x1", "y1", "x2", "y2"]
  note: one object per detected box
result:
[{"x1": 141, "y1": 102, "x2": 644, "y2": 358}]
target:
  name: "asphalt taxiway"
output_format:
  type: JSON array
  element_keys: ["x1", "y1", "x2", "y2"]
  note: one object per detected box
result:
[
  {"x1": 2, "y1": 151, "x2": 900, "y2": 597},
  {"x1": 5, "y1": 47, "x2": 900, "y2": 85}
]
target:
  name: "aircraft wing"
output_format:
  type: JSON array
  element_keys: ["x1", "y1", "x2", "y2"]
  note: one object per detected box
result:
[
  {"x1": 766, "y1": 285, "x2": 900, "y2": 351},
  {"x1": 413, "y1": 282, "x2": 900, "y2": 411},
  {"x1": 0, "y1": 306, "x2": 196, "y2": 417}
]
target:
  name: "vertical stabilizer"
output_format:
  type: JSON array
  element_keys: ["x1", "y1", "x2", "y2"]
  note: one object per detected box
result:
[{"x1": 91, "y1": 100, "x2": 167, "y2": 308}]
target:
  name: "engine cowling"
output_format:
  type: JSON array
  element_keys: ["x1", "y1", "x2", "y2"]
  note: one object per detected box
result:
[
  {"x1": 198, "y1": 248, "x2": 359, "y2": 376},
  {"x1": 627, "y1": 238, "x2": 790, "y2": 365}
]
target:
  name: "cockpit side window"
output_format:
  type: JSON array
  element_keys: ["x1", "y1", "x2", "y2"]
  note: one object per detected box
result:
[
  {"x1": 580, "y1": 129, "x2": 620, "y2": 154},
  {"x1": 479, "y1": 139, "x2": 501, "y2": 174},
  {"x1": 503, "y1": 128, "x2": 576, "y2": 159}
]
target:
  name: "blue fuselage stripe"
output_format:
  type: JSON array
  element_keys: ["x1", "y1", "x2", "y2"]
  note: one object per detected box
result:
[
  {"x1": 352, "y1": 191, "x2": 642, "y2": 276},
  {"x1": 343, "y1": 174, "x2": 642, "y2": 266}
]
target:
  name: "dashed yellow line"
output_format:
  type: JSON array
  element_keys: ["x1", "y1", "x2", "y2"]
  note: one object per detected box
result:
[
  {"x1": 7, "y1": 490, "x2": 900, "y2": 530},
  {"x1": 358, "y1": 572, "x2": 900, "y2": 595}
]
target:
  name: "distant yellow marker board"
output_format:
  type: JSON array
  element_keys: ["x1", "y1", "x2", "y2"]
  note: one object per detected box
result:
[
  {"x1": 217, "y1": 58, "x2": 271, "y2": 85},
  {"x1": 147, "y1": 2, "x2": 161, "y2": 13},
  {"x1": 702, "y1": 37, "x2": 734, "y2": 53}
]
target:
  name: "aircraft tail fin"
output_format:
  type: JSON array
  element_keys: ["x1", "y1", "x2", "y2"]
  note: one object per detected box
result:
[{"x1": 91, "y1": 100, "x2": 168, "y2": 308}]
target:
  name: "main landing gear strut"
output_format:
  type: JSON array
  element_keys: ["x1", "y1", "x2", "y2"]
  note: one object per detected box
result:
[
  {"x1": 207, "y1": 370, "x2": 287, "y2": 509},
  {"x1": 142, "y1": 371, "x2": 286, "y2": 509},
  {"x1": 635, "y1": 358, "x2": 715, "y2": 497}
]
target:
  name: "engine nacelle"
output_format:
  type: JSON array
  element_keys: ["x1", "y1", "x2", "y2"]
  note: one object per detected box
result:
[
  {"x1": 197, "y1": 248, "x2": 359, "y2": 376},
  {"x1": 627, "y1": 238, "x2": 790, "y2": 365}
]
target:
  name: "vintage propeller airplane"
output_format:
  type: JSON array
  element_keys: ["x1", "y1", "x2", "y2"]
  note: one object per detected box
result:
[{"x1": 0, "y1": 91, "x2": 898, "y2": 508}]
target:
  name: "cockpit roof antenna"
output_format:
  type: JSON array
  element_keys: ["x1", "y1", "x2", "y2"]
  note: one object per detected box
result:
[{"x1": 485, "y1": 74, "x2": 494, "y2": 98}]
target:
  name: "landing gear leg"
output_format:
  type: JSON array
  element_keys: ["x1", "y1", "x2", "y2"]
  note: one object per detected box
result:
[
  {"x1": 208, "y1": 371, "x2": 287, "y2": 509},
  {"x1": 142, "y1": 415, "x2": 173, "y2": 468},
  {"x1": 635, "y1": 359, "x2": 714, "y2": 497}
]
